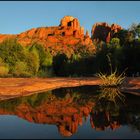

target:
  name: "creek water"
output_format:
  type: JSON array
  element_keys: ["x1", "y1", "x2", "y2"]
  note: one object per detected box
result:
[{"x1": 0, "y1": 86, "x2": 139, "y2": 139}]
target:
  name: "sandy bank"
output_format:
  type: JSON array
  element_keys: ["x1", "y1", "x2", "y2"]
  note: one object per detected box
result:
[{"x1": 0, "y1": 77, "x2": 140, "y2": 100}]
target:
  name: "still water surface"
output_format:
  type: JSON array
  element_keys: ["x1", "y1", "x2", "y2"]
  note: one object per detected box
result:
[{"x1": 0, "y1": 86, "x2": 139, "y2": 139}]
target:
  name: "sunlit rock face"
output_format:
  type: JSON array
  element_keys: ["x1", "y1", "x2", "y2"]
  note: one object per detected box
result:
[
  {"x1": 0, "y1": 16, "x2": 95, "y2": 55},
  {"x1": 91, "y1": 22, "x2": 122, "y2": 43},
  {"x1": 60, "y1": 16, "x2": 84, "y2": 37}
]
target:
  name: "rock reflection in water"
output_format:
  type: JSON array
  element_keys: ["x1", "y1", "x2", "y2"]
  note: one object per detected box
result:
[
  {"x1": 0, "y1": 87, "x2": 96, "y2": 137},
  {"x1": 0, "y1": 86, "x2": 139, "y2": 137}
]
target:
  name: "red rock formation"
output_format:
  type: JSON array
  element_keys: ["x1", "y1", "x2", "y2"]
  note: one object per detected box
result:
[
  {"x1": 85, "y1": 30, "x2": 90, "y2": 38},
  {"x1": 111, "y1": 24, "x2": 122, "y2": 33},
  {"x1": 106, "y1": 32, "x2": 111, "y2": 43},
  {"x1": 0, "y1": 16, "x2": 95, "y2": 56},
  {"x1": 60, "y1": 16, "x2": 84, "y2": 38},
  {"x1": 91, "y1": 22, "x2": 122, "y2": 43}
]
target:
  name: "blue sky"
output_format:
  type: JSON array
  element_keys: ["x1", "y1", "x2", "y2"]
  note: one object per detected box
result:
[{"x1": 0, "y1": 1, "x2": 140, "y2": 35}]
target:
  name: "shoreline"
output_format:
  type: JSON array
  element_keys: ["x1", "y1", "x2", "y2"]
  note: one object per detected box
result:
[{"x1": 0, "y1": 77, "x2": 140, "y2": 100}]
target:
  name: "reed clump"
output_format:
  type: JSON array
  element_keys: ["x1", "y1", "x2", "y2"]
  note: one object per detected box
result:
[{"x1": 96, "y1": 54, "x2": 126, "y2": 87}]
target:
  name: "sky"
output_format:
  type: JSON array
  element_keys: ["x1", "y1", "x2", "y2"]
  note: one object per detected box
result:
[{"x1": 0, "y1": 1, "x2": 140, "y2": 35}]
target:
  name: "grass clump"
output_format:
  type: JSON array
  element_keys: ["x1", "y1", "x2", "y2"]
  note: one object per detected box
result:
[
  {"x1": 96, "y1": 69, "x2": 125, "y2": 87},
  {"x1": 96, "y1": 54, "x2": 126, "y2": 87}
]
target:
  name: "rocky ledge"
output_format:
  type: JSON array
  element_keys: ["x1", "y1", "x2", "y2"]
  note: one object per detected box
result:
[{"x1": 0, "y1": 77, "x2": 139, "y2": 100}]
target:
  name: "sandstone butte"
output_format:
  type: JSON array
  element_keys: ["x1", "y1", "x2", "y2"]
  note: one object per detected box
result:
[
  {"x1": 0, "y1": 16, "x2": 95, "y2": 55},
  {"x1": 0, "y1": 16, "x2": 123, "y2": 55},
  {"x1": 91, "y1": 22, "x2": 122, "y2": 43}
]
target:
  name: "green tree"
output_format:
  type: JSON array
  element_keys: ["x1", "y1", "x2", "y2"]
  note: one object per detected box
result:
[
  {"x1": 25, "y1": 52, "x2": 40, "y2": 76},
  {"x1": 29, "y1": 43, "x2": 48, "y2": 67},
  {"x1": 13, "y1": 61, "x2": 29, "y2": 77},
  {"x1": 29, "y1": 43, "x2": 53, "y2": 77},
  {"x1": 108, "y1": 38, "x2": 121, "y2": 49},
  {"x1": 0, "y1": 38, "x2": 27, "y2": 73},
  {"x1": 0, "y1": 57, "x2": 9, "y2": 76},
  {"x1": 116, "y1": 29, "x2": 134, "y2": 45},
  {"x1": 28, "y1": 47, "x2": 40, "y2": 75},
  {"x1": 129, "y1": 23, "x2": 140, "y2": 39},
  {"x1": 41, "y1": 49, "x2": 53, "y2": 67}
]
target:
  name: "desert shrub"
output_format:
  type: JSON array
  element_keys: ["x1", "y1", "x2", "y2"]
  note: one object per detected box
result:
[
  {"x1": 13, "y1": 61, "x2": 32, "y2": 77},
  {"x1": 96, "y1": 70, "x2": 125, "y2": 87},
  {"x1": 0, "y1": 57, "x2": 9, "y2": 76},
  {"x1": 96, "y1": 55, "x2": 126, "y2": 87},
  {"x1": 0, "y1": 65, "x2": 9, "y2": 76}
]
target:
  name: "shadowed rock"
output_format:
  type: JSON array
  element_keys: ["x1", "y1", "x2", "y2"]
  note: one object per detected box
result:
[{"x1": 91, "y1": 22, "x2": 122, "y2": 43}]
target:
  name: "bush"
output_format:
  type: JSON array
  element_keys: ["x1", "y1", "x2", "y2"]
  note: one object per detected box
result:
[
  {"x1": 37, "y1": 67, "x2": 54, "y2": 78},
  {"x1": 29, "y1": 43, "x2": 53, "y2": 77},
  {"x1": 96, "y1": 70, "x2": 125, "y2": 87},
  {"x1": 0, "y1": 57, "x2": 9, "y2": 76},
  {"x1": 13, "y1": 61, "x2": 32, "y2": 77},
  {"x1": 0, "y1": 65, "x2": 9, "y2": 76},
  {"x1": 96, "y1": 55, "x2": 126, "y2": 87},
  {"x1": 25, "y1": 52, "x2": 40, "y2": 76}
]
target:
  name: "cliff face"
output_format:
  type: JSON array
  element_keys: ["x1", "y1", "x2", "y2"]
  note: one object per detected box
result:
[
  {"x1": 0, "y1": 16, "x2": 124, "y2": 56},
  {"x1": 91, "y1": 22, "x2": 122, "y2": 43},
  {"x1": 0, "y1": 16, "x2": 95, "y2": 55}
]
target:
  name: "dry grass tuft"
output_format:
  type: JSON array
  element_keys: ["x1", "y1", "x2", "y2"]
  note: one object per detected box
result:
[
  {"x1": 96, "y1": 54, "x2": 126, "y2": 87},
  {"x1": 96, "y1": 69, "x2": 125, "y2": 87}
]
